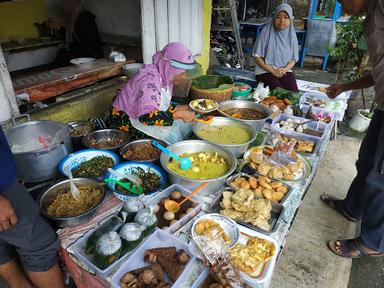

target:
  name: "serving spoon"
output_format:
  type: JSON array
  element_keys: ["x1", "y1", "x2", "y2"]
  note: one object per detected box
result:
[
  {"x1": 152, "y1": 140, "x2": 192, "y2": 170},
  {"x1": 104, "y1": 178, "x2": 143, "y2": 195},
  {"x1": 164, "y1": 182, "x2": 208, "y2": 213},
  {"x1": 64, "y1": 167, "x2": 81, "y2": 201}
]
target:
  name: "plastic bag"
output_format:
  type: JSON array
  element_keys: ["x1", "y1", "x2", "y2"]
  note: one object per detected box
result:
[
  {"x1": 192, "y1": 237, "x2": 243, "y2": 288},
  {"x1": 250, "y1": 82, "x2": 270, "y2": 102},
  {"x1": 130, "y1": 118, "x2": 193, "y2": 145}
]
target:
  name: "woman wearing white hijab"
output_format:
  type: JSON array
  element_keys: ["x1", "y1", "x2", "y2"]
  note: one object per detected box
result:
[{"x1": 253, "y1": 3, "x2": 299, "y2": 92}]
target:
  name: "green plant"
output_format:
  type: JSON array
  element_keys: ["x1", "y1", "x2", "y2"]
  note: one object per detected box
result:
[
  {"x1": 328, "y1": 16, "x2": 368, "y2": 81},
  {"x1": 327, "y1": 16, "x2": 371, "y2": 109}
]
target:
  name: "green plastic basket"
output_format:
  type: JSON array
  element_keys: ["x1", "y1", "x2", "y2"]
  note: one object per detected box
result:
[{"x1": 232, "y1": 82, "x2": 252, "y2": 97}]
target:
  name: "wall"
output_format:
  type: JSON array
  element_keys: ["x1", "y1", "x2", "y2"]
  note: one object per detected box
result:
[
  {"x1": 44, "y1": 0, "x2": 141, "y2": 38},
  {"x1": 84, "y1": 0, "x2": 141, "y2": 38},
  {"x1": 0, "y1": 0, "x2": 48, "y2": 42},
  {"x1": 196, "y1": 0, "x2": 212, "y2": 73}
]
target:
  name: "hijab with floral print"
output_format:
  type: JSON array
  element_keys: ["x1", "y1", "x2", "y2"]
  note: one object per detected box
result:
[{"x1": 113, "y1": 42, "x2": 195, "y2": 118}]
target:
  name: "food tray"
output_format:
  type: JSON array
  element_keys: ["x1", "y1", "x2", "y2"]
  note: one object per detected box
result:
[
  {"x1": 145, "y1": 184, "x2": 203, "y2": 234},
  {"x1": 265, "y1": 132, "x2": 321, "y2": 157},
  {"x1": 191, "y1": 225, "x2": 279, "y2": 287},
  {"x1": 243, "y1": 146, "x2": 313, "y2": 182},
  {"x1": 111, "y1": 229, "x2": 196, "y2": 288},
  {"x1": 213, "y1": 188, "x2": 285, "y2": 235},
  {"x1": 271, "y1": 114, "x2": 329, "y2": 141},
  {"x1": 70, "y1": 214, "x2": 147, "y2": 277},
  {"x1": 226, "y1": 172, "x2": 294, "y2": 205},
  {"x1": 300, "y1": 92, "x2": 347, "y2": 121}
]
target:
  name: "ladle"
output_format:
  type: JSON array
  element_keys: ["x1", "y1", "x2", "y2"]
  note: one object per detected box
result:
[
  {"x1": 152, "y1": 141, "x2": 192, "y2": 171},
  {"x1": 164, "y1": 182, "x2": 208, "y2": 213},
  {"x1": 64, "y1": 167, "x2": 81, "y2": 201}
]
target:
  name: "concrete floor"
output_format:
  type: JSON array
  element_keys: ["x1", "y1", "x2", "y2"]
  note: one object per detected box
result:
[{"x1": 270, "y1": 136, "x2": 361, "y2": 288}]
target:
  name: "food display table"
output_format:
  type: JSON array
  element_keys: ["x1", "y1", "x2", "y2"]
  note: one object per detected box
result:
[
  {"x1": 13, "y1": 58, "x2": 134, "y2": 103},
  {"x1": 58, "y1": 117, "x2": 334, "y2": 288}
]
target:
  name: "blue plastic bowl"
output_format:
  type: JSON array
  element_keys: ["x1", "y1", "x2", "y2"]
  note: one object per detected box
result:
[
  {"x1": 105, "y1": 161, "x2": 168, "y2": 202},
  {"x1": 59, "y1": 149, "x2": 119, "y2": 179}
]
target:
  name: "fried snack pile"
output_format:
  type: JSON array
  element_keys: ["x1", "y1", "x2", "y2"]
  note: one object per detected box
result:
[
  {"x1": 194, "y1": 219, "x2": 231, "y2": 244},
  {"x1": 229, "y1": 175, "x2": 289, "y2": 203},
  {"x1": 220, "y1": 189, "x2": 272, "y2": 231}
]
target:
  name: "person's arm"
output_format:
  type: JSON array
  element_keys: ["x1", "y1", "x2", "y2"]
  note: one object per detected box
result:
[
  {"x1": 327, "y1": 74, "x2": 374, "y2": 99},
  {"x1": 255, "y1": 56, "x2": 285, "y2": 78},
  {"x1": 0, "y1": 195, "x2": 18, "y2": 231}
]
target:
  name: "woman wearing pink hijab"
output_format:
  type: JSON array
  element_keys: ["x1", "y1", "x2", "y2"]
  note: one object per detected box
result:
[{"x1": 109, "y1": 42, "x2": 198, "y2": 141}]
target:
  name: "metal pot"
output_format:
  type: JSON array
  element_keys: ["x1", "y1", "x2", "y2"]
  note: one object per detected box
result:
[
  {"x1": 5, "y1": 116, "x2": 73, "y2": 182},
  {"x1": 193, "y1": 117, "x2": 256, "y2": 158},
  {"x1": 39, "y1": 178, "x2": 106, "y2": 227},
  {"x1": 119, "y1": 138, "x2": 167, "y2": 163},
  {"x1": 68, "y1": 121, "x2": 97, "y2": 148},
  {"x1": 82, "y1": 129, "x2": 130, "y2": 152},
  {"x1": 159, "y1": 140, "x2": 237, "y2": 196},
  {"x1": 218, "y1": 100, "x2": 271, "y2": 132}
]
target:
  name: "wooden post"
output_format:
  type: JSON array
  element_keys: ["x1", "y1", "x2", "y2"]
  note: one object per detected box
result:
[{"x1": 0, "y1": 45, "x2": 19, "y2": 123}]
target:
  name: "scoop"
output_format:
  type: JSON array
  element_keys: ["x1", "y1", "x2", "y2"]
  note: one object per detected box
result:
[
  {"x1": 64, "y1": 167, "x2": 81, "y2": 201},
  {"x1": 38, "y1": 135, "x2": 49, "y2": 148},
  {"x1": 152, "y1": 140, "x2": 192, "y2": 171},
  {"x1": 107, "y1": 168, "x2": 142, "y2": 186},
  {"x1": 104, "y1": 178, "x2": 143, "y2": 195},
  {"x1": 164, "y1": 182, "x2": 208, "y2": 213}
]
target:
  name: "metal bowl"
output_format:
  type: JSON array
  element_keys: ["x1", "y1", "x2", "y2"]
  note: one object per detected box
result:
[
  {"x1": 119, "y1": 139, "x2": 167, "y2": 163},
  {"x1": 82, "y1": 129, "x2": 130, "y2": 152},
  {"x1": 218, "y1": 100, "x2": 271, "y2": 132},
  {"x1": 68, "y1": 121, "x2": 97, "y2": 147},
  {"x1": 39, "y1": 178, "x2": 107, "y2": 227},
  {"x1": 159, "y1": 140, "x2": 237, "y2": 196},
  {"x1": 193, "y1": 117, "x2": 257, "y2": 158}
]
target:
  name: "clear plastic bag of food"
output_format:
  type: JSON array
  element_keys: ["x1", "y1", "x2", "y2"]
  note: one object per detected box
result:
[{"x1": 192, "y1": 237, "x2": 243, "y2": 288}]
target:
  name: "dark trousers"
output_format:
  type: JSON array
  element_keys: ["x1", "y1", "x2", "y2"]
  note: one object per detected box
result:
[
  {"x1": 342, "y1": 109, "x2": 384, "y2": 251},
  {"x1": 256, "y1": 72, "x2": 299, "y2": 92}
]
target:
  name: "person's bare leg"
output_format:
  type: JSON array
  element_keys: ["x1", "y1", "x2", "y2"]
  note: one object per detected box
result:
[
  {"x1": 26, "y1": 263, "x2": 65, "y2": 288},
  {"x1": 0, "y1": 258, "x2": 33, "y2": 288}
]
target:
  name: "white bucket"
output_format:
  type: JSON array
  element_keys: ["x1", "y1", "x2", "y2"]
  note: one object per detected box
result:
[{"x1": 349, "y1": 109, "x2": 371, "y2": 132}]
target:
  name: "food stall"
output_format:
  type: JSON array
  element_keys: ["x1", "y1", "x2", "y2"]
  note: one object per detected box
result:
[{"x1": 4, "y1": 78, "x2": 350, "y2": 288}]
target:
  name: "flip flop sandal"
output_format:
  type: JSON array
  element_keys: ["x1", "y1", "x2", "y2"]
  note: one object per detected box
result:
[
  {"x1": 328, "y1": 238, "x2": 384, "y2": 258},
  {"x1": 320, "y1": 194, "x2": 358, "y2": 222}
]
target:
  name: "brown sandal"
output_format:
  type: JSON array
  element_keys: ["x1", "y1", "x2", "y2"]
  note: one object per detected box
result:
[
  {"x1": 320, "y1": 194, "x2": 358, "y2": 222},
  {"x1": 328, "y1": 238, "x2": 384, "y2": 258}
]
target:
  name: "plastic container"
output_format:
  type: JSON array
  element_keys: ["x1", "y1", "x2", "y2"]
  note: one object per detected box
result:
[
  {"x1": 111, "y1": 229, "x2": 196, "y2": 288},
  {"x1": 236, "y1": 225, "x2": 279, "y2": 286},
  {"x1": 271, "y1": 114, "x2": 329, "y2": 141},
  {"x1": 232, "y1": 82, "x2": 252, "y2": 97},
  {"x1": 265, "y1": 132, "x2": 321, "y2": 157},
  {"x1": 191, "y1": 225, "x2": 279, "y2": 287},
  {"x1": 300, "y1": 92, "x2": 347, "y2": 121},
  {"x1": 145, "y1": 184, "x2": 203, "y2": 234},
  {"x1": 71, "y1": 215, "x2": 146, "y2": 277}
]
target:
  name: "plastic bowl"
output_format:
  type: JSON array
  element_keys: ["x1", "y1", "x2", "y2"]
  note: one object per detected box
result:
[
  {"x1": 59, "y1": 149, "x2": 119, "y2": 179},
  {"x1": 105, "y1": 161, "x2": 168, "y2": 202},
  {"x1": 232, "y1": 82, "x2": 252, "y2": 97}
]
